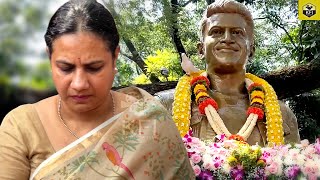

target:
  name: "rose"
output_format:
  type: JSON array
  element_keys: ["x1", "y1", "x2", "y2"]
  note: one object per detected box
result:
[
  {"x1": 191, "y1": 154, "x2": 202, "y2": 164},
  {"x1": 288, "y1": 148, "x2": 300, "y2": 160},
  {"x1": 301, "y1": 139, "x2": 310, "y2": 147},
  {"x1": 193, "y1": 165, "x2": 202, "y2": 176},
  {"x1": 265, "y1": 162, "x2": 280, "y2": 175},
  {"x1": 315, "y1": 138, "x2": 320, "y2": 154},
  {"x1": 279, "y1": 145, "x2": 289, "y2": 156},
  {"x1": 302, "y1": 160, "x2": 319, "y2": 179},
  {"x1": 304, "y1": 146, "x2": 316, "y2": 157}
]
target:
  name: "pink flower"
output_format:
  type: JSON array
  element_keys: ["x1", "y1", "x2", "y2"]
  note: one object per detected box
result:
[
  {"x1": 193, "y1": 165, "x2": 201, "y2": 176},
  {"x1": 191, "y1": 154, "x2": 202, "y2": 164},
  {"x1": 304, "y1": 145, "x2": 316, "y2": 156},
  {"x1": 315, "y1": 138, "x2": 320, "y2": 154},
  {"x1": 268, "y1": 148, "x2": 279, "y2": 156},
  {"x1": 302, "y1": 160, "x2": 319, "y2": 179},
  {"x1": 288, "y1": 148, "x2": 300, "y2": 160},
  {"x1": 265, "y1": 162, "x2": 279, "y2": 175},
  {"x1": 203, "y1": 161, "x2": 217, "y2": 171},
  {"x1": 308, "y1": 174, "x2": 317, "y2": 180},
  {"x1": 301, "y1": 139, "x2": 310, "y2": 147},
  {"x1": 279, "y1": 145, "x2": 289, "y2": 156}
]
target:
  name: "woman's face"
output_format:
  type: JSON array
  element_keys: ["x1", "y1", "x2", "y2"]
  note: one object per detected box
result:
[{"x1": 50, "y1": 31, "x2": 119, "y2": 112}]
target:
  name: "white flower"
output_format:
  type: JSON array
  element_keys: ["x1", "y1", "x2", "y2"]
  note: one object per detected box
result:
[
  {"x1": 283, "y1": 156, "x2": 295, "y2": 166},
  {"x1": 221, "y1": 163, "x2": 231, "y2": 174},
  {"x1": 296, "y1": 154, "x2": 306, "y2": 167},
  {"x1": 300, "y1": 139, "x2": 310, "y2": 147}
]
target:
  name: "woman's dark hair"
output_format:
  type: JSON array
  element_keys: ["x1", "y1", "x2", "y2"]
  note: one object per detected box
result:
[{"x1": 44, "y1": 0, "x2": 119, "y2": 57}]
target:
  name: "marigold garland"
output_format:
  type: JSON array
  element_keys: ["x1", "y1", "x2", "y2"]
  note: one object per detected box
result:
[
  {"x1": 173, "y1": 72, "x2": 284, "y2": 146},
  {"x1": 194, "y1": 84, "x2": 206, "y2": 94},
  {"x1": 173, "y1": 71, "x2": 204, "y2": 136},
  {"x1": 190, "y1": 76, "x2": 210, "y2": 89},
  {"x1": 245, "y1": 73, "x2": 284, "y2": 146}
]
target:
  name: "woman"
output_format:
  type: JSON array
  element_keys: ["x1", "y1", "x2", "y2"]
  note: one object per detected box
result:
[{"x1": 0, "y1": 0, "x2": 194, "y2": 179}]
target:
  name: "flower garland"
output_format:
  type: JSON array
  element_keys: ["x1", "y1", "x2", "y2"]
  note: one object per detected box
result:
[
  {"x1": 173, "y1": 72, "x2": 284, "y2": 146},
  {"x1": 172, "y1": 71, "x2": 204, "y2": 136},
  {"x1": 246, "y1": 73, "x2": 284, "y2": 146}
]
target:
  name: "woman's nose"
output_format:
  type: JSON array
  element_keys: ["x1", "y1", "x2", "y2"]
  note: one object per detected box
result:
[{"x1": 70, "y1": 70, "x2": 89, "y2": 91}]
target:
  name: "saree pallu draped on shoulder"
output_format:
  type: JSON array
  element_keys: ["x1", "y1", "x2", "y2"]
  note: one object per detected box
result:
[{"x1": 30, "y1": 87, "x2": 195, "y2": 180}]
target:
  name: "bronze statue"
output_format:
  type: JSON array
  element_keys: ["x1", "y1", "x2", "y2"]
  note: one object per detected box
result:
[{"x1": 156, "y1": 0, "x2": 300, "y2": 146}]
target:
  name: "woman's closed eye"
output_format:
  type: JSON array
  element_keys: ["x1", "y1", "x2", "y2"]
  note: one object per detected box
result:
[
  {"x1": 86, "y1": 66, "x2": 103, "y2": 73},
  {"x1": 60, "y1": 65, "x2": 74, "y2": 73}
]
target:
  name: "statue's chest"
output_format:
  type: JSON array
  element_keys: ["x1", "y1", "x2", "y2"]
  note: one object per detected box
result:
[
  {"x1": 191, "y1": 94, "x2": 250, "y2": 131},
  {"x1": 217, "y1": 105, "x2": 248, "y2": 131},
  {"x1": 215, "y1": 93, "x2": 249, "y2": 123}
]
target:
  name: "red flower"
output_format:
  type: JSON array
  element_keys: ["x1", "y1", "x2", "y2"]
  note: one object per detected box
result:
[
  {"x1": 198, "y1": 98, "x2": 218, "y2": 115},
  {"x1": 247, "y1": 83, "x2": 263, "y2": 93},
  {"x1": 247, "y1": 107, "x2": 264, "y2": 120},
  {"x1": 190, "y1": 76, "x2": 210, "y2": 88},
  {"x1": 228, "y1": 134, "x2": 246, "y2": 142}
]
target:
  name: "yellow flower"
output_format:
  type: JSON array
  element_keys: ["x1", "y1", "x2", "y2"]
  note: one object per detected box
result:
[
  {"x1": 194, "y1": 84, "x2": 206, "y2": 94},
  {"x1": 246, "y1": 73, "x2": 284, "y2": 146},
  {"x1": 250, "y1": 98, "x2": 264, "y2": 105},
  {"x1": 173, "y1": 71, "x2": 204, "y2": 136},
  {"x1": 195, "y1": 92, "x2": 209, "y2": 102},
  {"x1": 227, "y1": 156, "x2": 238, "y2": 166},
  {"x1": 257, "y1": 159, "x2": 266, "y2": 167},
  {"x1": 250, "y1": 90, "x2": 265, "y2": 99}
]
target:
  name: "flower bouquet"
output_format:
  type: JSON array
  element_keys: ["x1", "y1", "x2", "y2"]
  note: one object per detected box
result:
[{"x1": 183, "y1": 130, "x2": 320, "y2": 180}]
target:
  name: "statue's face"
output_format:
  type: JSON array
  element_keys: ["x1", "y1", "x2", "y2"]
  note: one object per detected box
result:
[{"x1": 201, "y1": 13, "x2": 252, "y2": 74}]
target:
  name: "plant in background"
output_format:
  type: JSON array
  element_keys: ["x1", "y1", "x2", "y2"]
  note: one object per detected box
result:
[{"x1": 133, "y1": 49, "x2": 183, "y2": 84}]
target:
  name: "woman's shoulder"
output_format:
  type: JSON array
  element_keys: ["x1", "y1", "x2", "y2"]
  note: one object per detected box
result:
[
  {"x1": 3, "y1": 96, "x2": 56, "y2": 127},
  {"x1": 35, "y1": 95, "x2": 57, "y2": 110},
  {"x1": 4, "y1": 104, "x2": 37, "y2": 123}
]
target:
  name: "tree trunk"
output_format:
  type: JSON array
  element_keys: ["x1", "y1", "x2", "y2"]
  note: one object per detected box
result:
[
  {"x1": 122, "y1": 38, "x2": 147, "y2": 74},
  {"x1": 103, "y1": 0, "x2": 160, "y2": 83},
  {"x1": 261, "y1": 59, "x2": 320, "y2": 99},
  {"x1": 169, "y1": 0, "x2": 186, "y2": 58},
  {"x1": 133, "y1": 60, "x2": 320, "y2": 99}
]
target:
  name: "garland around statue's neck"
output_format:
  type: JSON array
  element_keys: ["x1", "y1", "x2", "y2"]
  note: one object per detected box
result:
[{"x1": 173, "y1": 56, "x2": 285, "y2": 146}]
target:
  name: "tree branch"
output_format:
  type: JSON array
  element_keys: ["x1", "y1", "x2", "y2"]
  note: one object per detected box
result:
[
  {"x1": 263, "y1": 13, "x2": 297, "y2": 49},
  {"x1": 120, "y1": 51, "x2": 133, "y2": 60},
  {"x1": 298, "y1": 21, "x2": 306, "y2": 62}
]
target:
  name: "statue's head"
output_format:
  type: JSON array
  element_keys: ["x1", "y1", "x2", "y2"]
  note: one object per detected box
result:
[
  {"x1": 199, "y1": 0, "x2": 254, "y2": 46},
  {"x1": 198, "y1": 0, "x2": 255, "y2": 74}
]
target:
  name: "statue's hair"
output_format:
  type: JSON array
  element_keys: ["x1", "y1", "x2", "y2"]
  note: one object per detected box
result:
[{"x1": 199, "y1": 0, "x2": 254, "y2": 45}]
